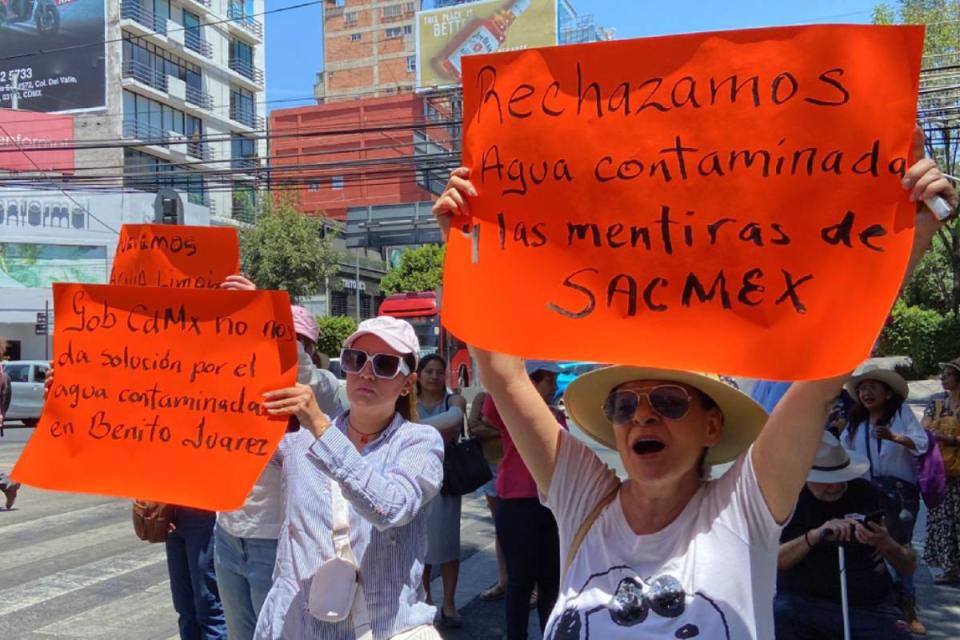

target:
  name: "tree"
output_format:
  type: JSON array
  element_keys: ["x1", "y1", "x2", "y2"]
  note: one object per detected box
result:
[
  {"x1": 379, "y1": 244, "x2": 445, "y2": 294},
  {"x1": 875, "y1": 1, "x2": 960, "y2": 312},
  {"x1": 239, "y1": 194, "x2": 340, "y2": 301},
  {"x1": 316, "y1": 315, "x2": 357, "y2": 356}
]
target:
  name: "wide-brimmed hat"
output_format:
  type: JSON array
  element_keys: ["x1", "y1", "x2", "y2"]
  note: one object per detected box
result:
[
  {"x1": 344, "y1": 316, "x2": 420, "y2": 365},
  {"x1": 807, "y1": 431, "x2": 870, "y2": 483},
  {"x1": 563, "y1": 366, "x2": 768, "y2": 466},
  {"x1": 939, "y1": 358, "x2": 960, "y2": 374},
  {"x1": 845, "y1": 364, "x2": 909, "y2": 402}
]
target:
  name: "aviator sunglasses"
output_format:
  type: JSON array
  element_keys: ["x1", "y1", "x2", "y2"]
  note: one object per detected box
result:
[
  {"x1": 340, "y1": 348, "x2": 411, "y2": 379},
  {"x1": 602, "y1": 385, "x2": 693, "y2": 424}
]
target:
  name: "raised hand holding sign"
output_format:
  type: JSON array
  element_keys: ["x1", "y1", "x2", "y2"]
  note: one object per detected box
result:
[{"x1": 439, "y1": 24, "x2": 945, "y2": 380}]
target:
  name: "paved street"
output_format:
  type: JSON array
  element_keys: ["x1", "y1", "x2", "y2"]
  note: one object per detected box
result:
[{"x1": 1, "y1": 412, "x2": 959, "y2": 639}]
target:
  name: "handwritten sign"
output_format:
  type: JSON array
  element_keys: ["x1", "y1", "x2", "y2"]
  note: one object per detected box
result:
[
  {"x1": 110, "y1": 224, "x2": 240, "y2": 288},
  {"x1": 442, "y1": 25, "x2": 925, "y2": 380},
  {"x1": 11, "y1": 283, "x2": 297, "y2": 511}
]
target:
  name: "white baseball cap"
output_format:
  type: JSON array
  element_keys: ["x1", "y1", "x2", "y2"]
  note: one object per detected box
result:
[{"x1": 344, "y1": 316, "x2": 421, "y2": 364}]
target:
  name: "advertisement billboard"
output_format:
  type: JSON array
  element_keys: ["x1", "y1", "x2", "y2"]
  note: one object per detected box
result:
[
  {"x1": 0, "y1": 108, "x2": 74, "y2": 171},
  {"x1": 0, "y1": 0, "x2": 106, "y2": 112},
  {"x1": 417, "y1": 0, "x2": 558, "y2": 89}
]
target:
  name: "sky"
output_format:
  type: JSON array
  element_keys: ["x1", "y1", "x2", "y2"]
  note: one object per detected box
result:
[{"x1": 264, "y1": 0, "x2": 880, "y2": 112}]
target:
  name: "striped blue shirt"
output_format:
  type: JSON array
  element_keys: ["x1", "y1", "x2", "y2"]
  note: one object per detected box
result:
[{"x1": 254, "y1": 413, "x2": 444, "y2": 640}]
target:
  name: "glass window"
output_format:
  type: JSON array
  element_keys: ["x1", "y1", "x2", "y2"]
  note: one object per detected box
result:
[
  {"x1": 4, "y1": 364, "x2": 29, "y2": 383},
  {"x1": 382, "y1": 4, "x2": 402, "y2": 18},
  {"x1": 406, "y1": 56, "x2": 415, "y2": 72},
  {"x1": 351, "y1": 32, "x2": 362, "y2": 41},
  {"x1": 385, "y1": 27, "x2": 402, "y2": 38},
  {"x1": 231, "y1": 39, "x2": 253, "y2": 64},
  {"x1": 332, "y1": 176, "x2": 344, "y2": 190},
  {"x1": 182, "y1": 10, "x2": 200, "y2": 32},
  {"x1": 403, "y1": 24, "x2": 412, "y2": 35},
  {"x1": 331, "y1": 291, "x2": 348, "y2": 316}
]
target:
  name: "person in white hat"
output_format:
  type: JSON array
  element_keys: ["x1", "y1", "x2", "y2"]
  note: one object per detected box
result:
[
  {"x1": 838, "y1": 365, "x2": 928, "y2": 633},
  {"x1": 775, "y1": 432, "x2": 915, "y2": 640},
  {"x1": 214, "y1": 304, "x2": 342, "y2": 640},
  {"x1": 257, "y1": 315, "x2": 444, "y2": 640},
  {"x1": 428, "y1": 139, "x2": 956, "y2": 640}
]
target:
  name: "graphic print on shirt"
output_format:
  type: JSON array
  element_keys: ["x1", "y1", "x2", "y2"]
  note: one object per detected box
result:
[{"x1": 545, "y1": 566, "x2": 730, "y2": 639}]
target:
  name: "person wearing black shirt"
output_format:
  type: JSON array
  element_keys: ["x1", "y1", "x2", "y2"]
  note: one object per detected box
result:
[{"x1": 775, "y1": 432, "x2": 915, "y2": 640}]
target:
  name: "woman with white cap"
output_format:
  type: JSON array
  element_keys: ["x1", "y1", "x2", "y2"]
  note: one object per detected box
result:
[
  {"x1": 254, "y1": 315, "x2": 444, "y2": 640},
  {"x1": 839, "y1": 366, "x2": 927, "y2": 633},
  {"x1": 923, "y1": 357, "x2": 960, "y2": 584},
  {"x1": 214, "y1": 305, "x2": 341, "y2": 640},
  {"x1": 429, "y1": 146, "x2": 956, "y2": 639}
]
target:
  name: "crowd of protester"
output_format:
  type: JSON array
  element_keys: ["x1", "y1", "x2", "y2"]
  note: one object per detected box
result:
[{"x1": 0, "y1": 142, "x2": 957, "y2": 640}]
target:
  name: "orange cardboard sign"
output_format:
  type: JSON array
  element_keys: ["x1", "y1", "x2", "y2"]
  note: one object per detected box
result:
[
  {"x1": 443, "y1": 25, "x2": 925, "y2": 380},
  {"x1": 110, "y1": 224, "x2": 240, "y2": 288},
  {"x1": 11, "y1": 283, "x2": 298, "y2": 511}
]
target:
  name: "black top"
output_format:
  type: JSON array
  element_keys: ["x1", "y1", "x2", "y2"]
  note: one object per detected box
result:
[{"x1": 779, "y1": 479, "x2": 895, "y2": 608}]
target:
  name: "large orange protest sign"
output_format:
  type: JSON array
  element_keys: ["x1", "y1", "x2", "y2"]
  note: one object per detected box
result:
[
  {"x1": 11, "y1": 283, "x2": 297, "y2": 511},
  {"x1": 110, "y1": 224, "x2": 240, "y2": 288},
  {"x1": 442, "y1": 25, "x2": 925, "y2": 380}
]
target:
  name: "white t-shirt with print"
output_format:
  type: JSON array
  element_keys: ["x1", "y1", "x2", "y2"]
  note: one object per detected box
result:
[{"x1": 543, "y1": 430, "x2": 783, "y2": 640}]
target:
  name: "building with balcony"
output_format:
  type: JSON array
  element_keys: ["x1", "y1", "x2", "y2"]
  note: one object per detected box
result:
[{"x1": 71, "y1": 0, "x2": 267, "y2": 224}]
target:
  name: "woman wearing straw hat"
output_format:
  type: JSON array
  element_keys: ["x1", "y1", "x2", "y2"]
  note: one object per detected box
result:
[
  {"x1": 255, "y1": 316, "x2": 445, "y2": 640},
  {"x1": 429, "y1": 144, "x2": 956, "y2": 638},
  {"x1": 922, "y1": 357, "x2": 960, "y2": 585},
  {"x1": 839, "y1": 366, "x2": 928, "y2": 633}
]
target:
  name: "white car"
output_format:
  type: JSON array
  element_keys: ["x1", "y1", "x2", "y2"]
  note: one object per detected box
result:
[{"x1": 3, "y1": 360, "x2": 50, "y2": 427}]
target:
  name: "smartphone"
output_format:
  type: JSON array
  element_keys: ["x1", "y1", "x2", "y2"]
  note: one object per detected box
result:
[{"x1": 863, "y1": 510, "x2": 884, "y2": 526}]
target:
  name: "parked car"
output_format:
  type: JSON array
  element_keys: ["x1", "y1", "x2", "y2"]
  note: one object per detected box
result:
[{"x1": 2, "y1": 360, "x2": 50, "y2": 427}]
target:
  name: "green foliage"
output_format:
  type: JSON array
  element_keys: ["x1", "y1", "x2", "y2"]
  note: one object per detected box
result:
[
  {"x1": 316, "y1": 315, "x2": 357, "y2": 356},
  {"x1": 379, "y1": 244, "x2": 445, "y2": 295},
  {"x1": 239, "y1": 194, "x2": 339, "y2": 301},
  {"x1": 874, "y1": 1, "x2": 960, "y2": 316},
  {"x1": 902, "y1": 235, "x2": 953, "y2": 313},
  {"x1": 876, "y1": 300, "x2": 960, "y2": 376}
]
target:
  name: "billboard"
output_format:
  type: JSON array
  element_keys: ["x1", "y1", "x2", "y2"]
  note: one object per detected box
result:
[
  {"x1": 417, "y1": 0, "x2": 557, "y2": 88},
  {"x1": 0, "y1": 108, "x2": 74, "y2": 171},
  {"x1": 0, "y1": 0, "x2": 106, "y2": 112}
]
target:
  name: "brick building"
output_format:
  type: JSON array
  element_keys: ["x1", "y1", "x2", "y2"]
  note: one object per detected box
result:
[
  {"x1": 315, "y1": 0, "x2": 419, "y2": 103},
  {"x1": 270, "y1": 93, "x2": 452, "y2": 220}
]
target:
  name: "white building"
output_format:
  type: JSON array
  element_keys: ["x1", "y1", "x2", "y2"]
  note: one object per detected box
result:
[
  {"x1": 109, "y1": 0, "x2": 267, "y2": 223},
  {"x1": 0, "y1": 189, "x2": 210, "y2": 360}
]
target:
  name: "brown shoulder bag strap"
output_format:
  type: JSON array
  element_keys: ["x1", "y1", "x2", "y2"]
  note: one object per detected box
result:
[{"x1": 563, "y1": 483, "x2": 620, "y2": 580}]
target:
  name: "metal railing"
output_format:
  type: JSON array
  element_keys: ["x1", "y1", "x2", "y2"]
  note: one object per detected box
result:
[
  {"x1": 227, "y1": 4, "x2": 263, "y2": 39},
  {"x1": 185, "y1": 84, "x2": 213, "y2": 110},
  {"x1": 121, "y1": 1, "x2": 167, "y2": 35},
  {"x1": 229, "y1": 104, "x2": 264, "y2": 129},
  {"x1": 229, "y1": 58, "x2": 264, "y2": 84},
  {"x1": 122, "y1": 59, "x2": 168, "y2": 92},
  {"x1": 122, "y1": 119, "x2": 169, "y2": 144},
  {"x1": 184, "y1": 29, "x2": 213, "y2": 58},
  {"x1": 231, "y1": 157, "x2": 259, "y2": 171},
  {"x1": 187, "y1": 141, "x2": 214, "y2": 161}
]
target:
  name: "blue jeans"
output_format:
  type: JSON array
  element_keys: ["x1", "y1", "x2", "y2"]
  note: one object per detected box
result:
[
  {"x1": 214, "y1": 526, "x2": 278, "y2": 640},
  {"x1": 774, "y1": 592, "x2": 909, "y2": 640},
  {"x1": 166, "y1": 508, "x2": 227, "y2": 640}
]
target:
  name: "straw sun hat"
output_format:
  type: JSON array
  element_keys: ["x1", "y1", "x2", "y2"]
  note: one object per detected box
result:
[
  {"x1": 844, "y1": 364, "x2": 909, "y2": 402},
  {"x1": 563, "y1": 366, "x2": 768, "y2": 466}
]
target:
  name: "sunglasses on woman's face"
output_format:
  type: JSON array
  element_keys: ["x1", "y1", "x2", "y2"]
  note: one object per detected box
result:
[
  {"x1": 602, "y1": 385, "x2": 692, "y2": 424},
  {"x1": 340, "y1": 348, "x2": 410, "y2": 379}
]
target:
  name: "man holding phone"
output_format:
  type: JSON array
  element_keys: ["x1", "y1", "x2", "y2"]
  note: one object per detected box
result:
[{"x1": 774, "y1": 432, "x2": 916, "y2": 640}]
